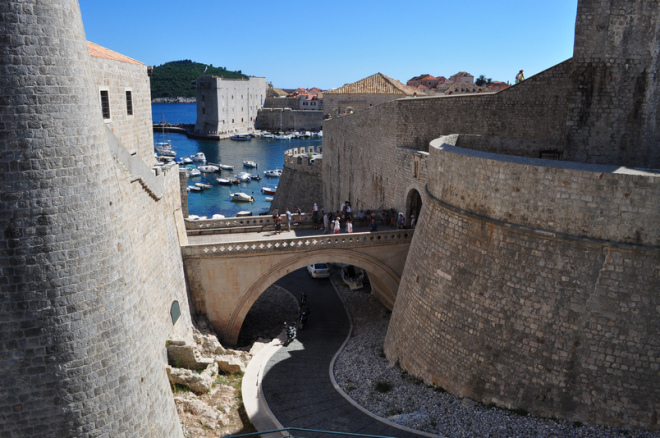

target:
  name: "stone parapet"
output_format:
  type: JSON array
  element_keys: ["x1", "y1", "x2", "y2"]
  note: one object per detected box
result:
[{"x1": 429, "y1": 135, "x2": 660, "y2": 246}]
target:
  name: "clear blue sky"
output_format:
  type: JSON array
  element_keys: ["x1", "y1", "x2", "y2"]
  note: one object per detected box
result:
[{"x1": 79, "y1": 0, "x2": 578, "y2": 90}]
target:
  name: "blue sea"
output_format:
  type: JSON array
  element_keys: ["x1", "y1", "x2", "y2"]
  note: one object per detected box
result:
[{"x1": 152, "y1": 103, "x2": 321, "y2": 218}]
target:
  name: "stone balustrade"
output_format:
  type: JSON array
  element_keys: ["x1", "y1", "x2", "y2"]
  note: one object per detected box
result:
[{"x1": 182, "y1": 229, "x2": 414, "y2": 257}]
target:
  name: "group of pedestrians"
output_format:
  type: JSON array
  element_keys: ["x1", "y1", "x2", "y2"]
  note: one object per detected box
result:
[
  {"x1": 271, "y1": 202, "x2": 418, "y2": 235},
  {"x1": 271, "y1": 205, "x2": 302, "y2": 234}
]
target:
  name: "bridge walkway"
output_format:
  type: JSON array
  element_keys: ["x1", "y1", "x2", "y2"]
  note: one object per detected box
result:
[
  {"x1": 258, "y1": 269, "x2": 429, "y2": 438},
  {"x1": 187, "y1": 223, "x2": 393, "y2": 245}
]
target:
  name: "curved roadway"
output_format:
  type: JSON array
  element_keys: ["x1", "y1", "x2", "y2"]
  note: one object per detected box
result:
[{"x1": 259, "y1": 269, "x2": 429, "y2": 438}]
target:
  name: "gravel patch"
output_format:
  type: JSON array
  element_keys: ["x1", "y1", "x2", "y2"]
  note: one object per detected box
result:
[{"x1": 331, "y1": 274, "x2": 659, "y2": 438}]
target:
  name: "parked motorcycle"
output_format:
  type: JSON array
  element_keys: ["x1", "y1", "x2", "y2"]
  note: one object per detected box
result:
[
  {"x1": 298, "y1": 304, "x2": 311, "y2": 330},
  {"x1": 283, "y1": 321, "x2": 297, "y2": 346}
]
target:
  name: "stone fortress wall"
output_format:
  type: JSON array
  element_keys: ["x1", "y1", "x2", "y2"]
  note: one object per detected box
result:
[
  {"x1": 270, "y1": 146, "x2": 324, "y2": 212},
  {"x1": 255, "y1": 107, "x2": 323, "y2": 132},
  {"x1": 194, "y1": 76, "x2": 267, "y2": 136},
  {"x1": 0, "y1": 1, "x2": 191, "y2": 436},
  {"x1": 318, "y1": 0, "x2": 659, "y2": 429},
  {"x1": 385, "y1": 136, "x2": 659, "y2": 428}
]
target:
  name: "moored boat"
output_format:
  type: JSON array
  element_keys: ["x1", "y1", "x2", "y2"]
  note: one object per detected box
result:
[
  {"x1": 198, "y1": 165, "x2": 220, "y2": 173},
  {"x1": 264, "y1": 169, "x2": 282, "y2": 177},
  {"x1": 218, "y1": 164, "x2": 234, "y2": 171},
  {"x1": 236, "y1": 211, "x2": 253, "y2": 217},
  {"x1": 231, "y1": 134, "x2": 251, "y2": 141},
  {"x1": 233, "y1": 172, "x2": 252, "y2": 182},
  {"x1": 230, "y1": 192, "x2": 255, "y2": 203},
  {"x1": 261, "y1": 186, "x2": 277, "y2": 195},
  {"x1": 191, "y1": 152, "x2": 207, "y2": 163},
  {"x1": 195, "y1": 182, "x2": 212, "y2": 189},
  {"x1": 243, "y1": 160, "x2": 258, "y2": 168},
  {"x1": 216, "y1": 177, "x2": 232, "y2": 185}
]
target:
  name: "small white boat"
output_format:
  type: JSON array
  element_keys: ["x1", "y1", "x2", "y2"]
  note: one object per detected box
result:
[
  {"x1": 216, "y1": 177, "x2": 232, "y2": 185},
  {"x1": 186, "y1": 168, "x2": 201, "y2": 177},
  {"x1": 231, "y1": 192, "x2": 255, "y2": 203},
  {"x1": 262, "y1": 133, "x2": 274, "y2": 139},
  {"x1": 231, "y1": 134, "x2": 251, "y2": 141},
  {"x1": 198, "y1": 165, "x2": 220, "y2": 173},
  {"x1": 195, "y1": 182, "x2": 212, "y2": 189},
  {"x1": 265, "y1": 197, "x2": 274, "y2": 202},
  {"x1": 156, "y1": 147, "x2": 176, "y2": 157},
  {"x1": 191, "y1": 152, "x2": 207, "y2": 163},
  {"x1": 264, "y1": 169, "x2": 282, "y2": 178},
  {"x1": 187, "y1": 185, "x2": 202, "y2": 192},
  {"x1": 243, "y1": 160, "x2": 258, "y2": 168},
  {"x1": 182, "y1": 157, "x2": 193, "y2": 164},
  {"x1": 341, "y1": 265, "x2": 365, "y2": 290},
  {"x1": 218, "y1": 164, "x2": 234, "y2": 171},
  {"x1": 261, "y1": 186, "x2": 277, "y2": 195},
  {"x1": 212, "y1": 214, "x2": 225, "y2": 219},
  {"x1": 233, "y1": 172, "x2": 251, "y2": 182},
  {"x1": 236, "y1": 211, "x2": 253, "y2": 217},
  {"x1": 274, "y1": 134, "x2": 292, "y2": 140}
]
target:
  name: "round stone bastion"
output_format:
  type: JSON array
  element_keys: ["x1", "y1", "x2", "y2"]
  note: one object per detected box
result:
[{"x1": 384, "y1": 134, "x2": 660, "y2": 430}]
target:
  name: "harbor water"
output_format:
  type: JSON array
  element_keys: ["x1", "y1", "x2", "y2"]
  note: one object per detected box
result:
[{"x1": 152, "y1": 103, "x2": 321, "y2": 218}]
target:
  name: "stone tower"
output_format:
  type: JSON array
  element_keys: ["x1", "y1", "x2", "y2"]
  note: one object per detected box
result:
[
  {"x1": 0, "y1": 1, "x2": 184, "y2": 436},
  {"x1": 567, "y1": 0, "x2": 660, "y2": 167}
]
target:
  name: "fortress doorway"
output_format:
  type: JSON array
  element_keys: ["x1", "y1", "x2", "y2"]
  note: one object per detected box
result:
[{"x1": 406, "y1": 189, "x2": 422, "y2": 227}]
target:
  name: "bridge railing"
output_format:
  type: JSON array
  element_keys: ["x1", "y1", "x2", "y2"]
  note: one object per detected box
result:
[
  {"x1": 185, "y1": 213, "x2": 315, "y2": 234},
  {"x1": 181, "y1": 229, "x2": 414, "y2": 257}
]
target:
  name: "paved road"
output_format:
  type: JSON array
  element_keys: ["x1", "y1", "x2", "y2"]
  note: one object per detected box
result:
[{"x1": 260, "y1": 269, "x2": 426, "y2": 438}]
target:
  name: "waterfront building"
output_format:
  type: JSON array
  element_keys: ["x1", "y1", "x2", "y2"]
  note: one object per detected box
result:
[{"x1": 194, "y1": 75, "x2": 267, "y2": 136}]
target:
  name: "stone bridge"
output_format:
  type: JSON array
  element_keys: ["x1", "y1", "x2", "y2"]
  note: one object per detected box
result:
[{"x1": 181, "y1": 216, "x2": 413, "y2": 345}]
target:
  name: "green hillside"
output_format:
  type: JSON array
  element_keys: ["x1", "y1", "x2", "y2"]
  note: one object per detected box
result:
[{"x1": 150, "y1": 60, "x2": 248, "y2": 99}]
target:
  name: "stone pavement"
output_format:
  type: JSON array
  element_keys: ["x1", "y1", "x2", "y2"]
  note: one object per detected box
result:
[{"x1": 248, "y1": 269, "x2": 432, "y2": 438}]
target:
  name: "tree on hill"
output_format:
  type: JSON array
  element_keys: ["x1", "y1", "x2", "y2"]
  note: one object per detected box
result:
[{"x1": 150, "y1": 60, "x2": 248, "y2": 99}]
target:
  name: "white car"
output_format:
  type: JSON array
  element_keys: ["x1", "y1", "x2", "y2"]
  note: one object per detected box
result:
[{"x1": 307, "y1": 263, "x2": 330, "y2": 279}]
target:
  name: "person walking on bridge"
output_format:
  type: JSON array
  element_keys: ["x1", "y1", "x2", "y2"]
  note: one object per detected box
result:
[{"x1": 323, "y1": 211, "x2": 330, "y2": 234}]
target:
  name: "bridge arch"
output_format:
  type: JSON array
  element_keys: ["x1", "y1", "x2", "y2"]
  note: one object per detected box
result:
[{"x1": 226, "y1": 248, "x2": 401, "y2": 345}]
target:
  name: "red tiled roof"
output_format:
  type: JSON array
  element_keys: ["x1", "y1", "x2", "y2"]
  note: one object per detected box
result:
[
  {"x1": 87, "y1": 41, "x2": 143, "y2": 65},
  {"x1": 326, "y1": 73, "x2": 417, "y2": 95}
]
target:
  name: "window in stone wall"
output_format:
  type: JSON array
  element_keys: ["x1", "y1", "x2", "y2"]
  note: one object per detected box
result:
[
  {"x1": 413, "y1": 156, "x2": 420, "y2": 178},
  {"x1": 100, "y1": 89, "x2": 110, "y2": 120},
  {"x1": 125, "y1": 90, "x2": 133, "y2": 115}
]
